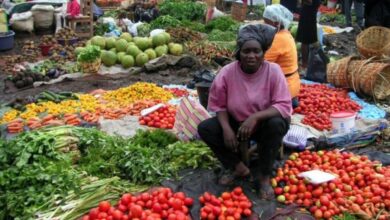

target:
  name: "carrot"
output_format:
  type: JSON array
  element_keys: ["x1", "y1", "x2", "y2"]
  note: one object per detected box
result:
[
  {"x1": 28, "y1": 122, "x2": 42, "y2": 129},
  {"x1": 42, "y1": 115, "x2": 55, "y2": 123},
  {"x1": 42, "y1": 120, "x2": 64, "y2": 126},
  {"x1": 64, "y1": 115, "x2": 78, "y2": 122}
]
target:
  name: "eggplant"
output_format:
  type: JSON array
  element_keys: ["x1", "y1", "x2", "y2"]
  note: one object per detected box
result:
[{"x1": 47, "y1": 69, "x2": 56, "y2": 78}]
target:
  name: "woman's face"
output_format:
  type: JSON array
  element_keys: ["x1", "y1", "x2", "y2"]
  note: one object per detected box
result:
[{"x1": 239, "y1": 40, "x2": 263, "y2": 73}]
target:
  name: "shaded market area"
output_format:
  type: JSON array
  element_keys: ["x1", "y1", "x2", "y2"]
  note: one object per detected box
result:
[{"x1": 0, "y1": 0, "x2": 389, "y2": 220}]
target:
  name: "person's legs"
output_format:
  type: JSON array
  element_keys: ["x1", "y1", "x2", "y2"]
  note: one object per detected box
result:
[
  {"x1": 252, "y1": 116, "x2": 289, "y2": 199},
  {"x1": 344, "y1": 0, "x2": 352, "y2": 26},
  {"x1": 301, "y1": 43, "x2": 309, "y2": 69},
  {"x1": 198, "y1": 117, "x2": 249, "y2": 184},
  {"x1": 354, "y1": 0, "x2": 365, "y2": 28}
]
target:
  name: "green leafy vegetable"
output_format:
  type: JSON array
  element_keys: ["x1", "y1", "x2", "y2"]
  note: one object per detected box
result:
[
  {"x1": 159, "y1": 0, "x2": 206, "y2": 22},
  {"x1": 207, "y1": 29, "x2": 237, "y2": 42},
  {"x1": 77, "y1": 45, "x2": 101, "y2": 63},
  {"x1": 205, "y1": 16, "x2": 240, "y2": 32},
  {"x1": 150, "y1": 15, "x2": 182, "y2": 30}
]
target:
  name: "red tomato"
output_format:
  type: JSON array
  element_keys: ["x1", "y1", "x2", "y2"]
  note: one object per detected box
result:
[
  {"x1": 98, "y1": 212, "x2": 108, "y2": 218},
  {"x1": 89, "y1": 208, "x2": 100, "y2": 219},
  {"x1": 243, "y1": 209, "x2": 252, "y2": 217},
  {"x1": 184, "y1": 197, "x2": 193, "y2": 206},
  {"x1": 152, "y1": 203, "x2": 162, "y2": 213},
  {"x1": 112, "y1": 210, "x2": 124, "y2": 220},
  {"x1": 130, "y1": 205, "x2": 143, "y2": 218},
  {"x1": 174, "y1": 192, "x2": 186, "y2": 200},
  {"x1": 98, "y1": 201, "x2": 111, "y2": 212},
  {"x1": 82, "y1": 215, "x2": 90, "y2": 220}
]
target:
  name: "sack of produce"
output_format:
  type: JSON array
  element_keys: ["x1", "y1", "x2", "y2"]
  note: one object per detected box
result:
[
  {"x1": 174, "y1": 97, "x2": 211, "y2": 141},
  {"x1": 10, "y1": 11, "x2": 34, "y2": 33},
  {"x1": 31, "y1": 5, "x2": 55, "y2": 29}
]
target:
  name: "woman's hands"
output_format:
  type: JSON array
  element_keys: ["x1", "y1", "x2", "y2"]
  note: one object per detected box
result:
[
  {"x1": 237, "y1": 115, "x2": 258, "y2": 141},
  {"x1": 223, "y1": 127, "x2": 239, "y2": 152}
]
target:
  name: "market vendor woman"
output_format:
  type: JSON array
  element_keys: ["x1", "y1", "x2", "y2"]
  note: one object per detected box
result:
[{"x1": 198, "y1": 24, "x2": 292, "y2": 199}]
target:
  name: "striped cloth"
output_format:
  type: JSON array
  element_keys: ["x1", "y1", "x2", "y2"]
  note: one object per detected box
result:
[
  {"x1": 174, "y1": 97, "x2": 211, "y2": 141},
  {"x1": 283, "y1": 124, "x2": 309, "y2": 150}
]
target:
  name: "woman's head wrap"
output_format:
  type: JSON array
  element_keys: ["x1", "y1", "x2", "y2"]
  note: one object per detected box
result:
[
  {"x1": 235, "y1": 24, "x2": 277, "y2": 60},
  {"x1": 263, "y1": 4, "x2": 294, "y2": 30}
]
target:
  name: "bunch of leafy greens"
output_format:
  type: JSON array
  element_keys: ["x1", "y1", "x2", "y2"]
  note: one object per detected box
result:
[
  {"x1": 205, "y1": 16, "x2": 240, "y2": 32},
  {"x1": 94, "y1": 23, "x2": 110, "y2": 36},
  {"x1": 0, "y1": 129, "x2": 82, "y2": 219},
  {"x1": 159, "y1": 0, "x2": 206, "y2": 22},
  {"x1": 77, "y1": 45, "x2": 101, "y2": 62},
  {"x1": 150, "y1": 15, "x2": 182, "y2": 30},
  {"x1": 180, "y1": 20, "x2": 206, "y2": 33},
  {"x1": 207, "y1": 29, "x2": 237, "y2": 42},
  {"x1": 0, "y1": 127, "x2": 218, "y2": 219},
  {"x1": 137, "y1": 23, "x2": 151, "y2": 37}
]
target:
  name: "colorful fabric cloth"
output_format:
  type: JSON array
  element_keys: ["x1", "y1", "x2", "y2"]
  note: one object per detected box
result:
[
  {"x1": 265, "y1": 30, "x2": 300, "y2": 97},
  {"x1": 67, "y1": 0, "x2": 80, "y2": 18},
  {"x1": 207, "y1": 61, "x2": 292, "y2": 122}
]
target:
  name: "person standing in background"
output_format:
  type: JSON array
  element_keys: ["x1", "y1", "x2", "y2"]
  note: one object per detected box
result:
[
  {"x1": 263, "y1": 4, "x2": 300, "y2": 107},
  {"x1": 365, "y1": 0, "x2": 390, "y2": 28},
  {"x1": 295, "y1": 0, "x2": 321, "y2": 71},
  {"x1": 280, "y1": 0, "x2": 298, "y2": 13},
  {"x1": 344, "y1": 0, "x2": 364, "y2": 28}
]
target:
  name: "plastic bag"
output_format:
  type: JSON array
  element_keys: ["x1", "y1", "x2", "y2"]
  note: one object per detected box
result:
[
  {"x1": 10, "y1": 11, "x2": 32, "y2": 21},
  {"x1": 174, "y1": 97, "x2": 211, "y2": 141},
  {"x1": 305, "y1": 44, "x2": 329, "y2": 83},
  {"x1": 187, "y1": 69, "x2": 216, "y2": 89}
]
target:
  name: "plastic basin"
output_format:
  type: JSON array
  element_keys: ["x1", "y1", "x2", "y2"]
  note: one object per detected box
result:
[
  {"x1": 330, "y1": 111, "x2": 357, "y2": 134},
  {"x1": 40, "y1": 44, "x2": 53, "y2": 56},
  {"x1": 0, "y1": 31, "x2": 15, "y2": 51},
  {"x1": 57, "y1": 37, "x2": 78, "y2": 46}
]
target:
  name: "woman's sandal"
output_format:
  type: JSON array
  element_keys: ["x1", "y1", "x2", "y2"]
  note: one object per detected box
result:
[
  {"x1": 218, "y1": 170, "x2": 251, "y2": 186},
  {"x1": 258, "y1": 183, "x2": 275, "y2": 200}
]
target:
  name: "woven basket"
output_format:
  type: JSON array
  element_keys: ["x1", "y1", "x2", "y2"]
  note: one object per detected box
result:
[
  {"x1": 78, "y1": 59, "x2": 101, "y2": 74},
  {"x1": 356, "y1": 26, "x2": 390, "y2": 58},
  {"x1": 205, "y1": 0, "x2": 216, "y2": 7},
  {"x1": 347, "y1": 60, "x2": 366, "y2": 93},
  {"x1": 347, "y1": 60, "x2": 390, "y2": 100},
  {"x1": 326, "y1": 56, "x2": 356, "y2": 88}
]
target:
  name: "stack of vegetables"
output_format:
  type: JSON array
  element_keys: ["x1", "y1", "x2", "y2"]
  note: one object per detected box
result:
[
  {"x1": 0, "y1": 82, "x2": 183, "y2": 133},
  {"x1": 0, "y1": 126, "x2": 218, "y2": 219}
]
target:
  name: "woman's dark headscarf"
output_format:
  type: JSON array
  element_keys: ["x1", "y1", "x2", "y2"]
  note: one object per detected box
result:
[{"x1": 235, "y1": 24, "x2": 277, "y2": 60}]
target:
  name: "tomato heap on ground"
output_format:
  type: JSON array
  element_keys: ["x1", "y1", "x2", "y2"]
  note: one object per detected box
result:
[
  {"x1": 294, "y1": 84, "x2": 361, "y2": 131},
  {"x1": 273, "y1": 150, "x2": 390, "y2": 220},
  {"x1": 82, "y1": 187, "x2": 193, "y2": 220},
  {"x1": 199, "y1": 187, "x2": 252, "y2": 220},
  {"x1": 139, "y1": 106, "x2": 177, "y2": 129}
]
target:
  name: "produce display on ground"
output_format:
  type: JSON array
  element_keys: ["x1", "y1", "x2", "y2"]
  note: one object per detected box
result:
[
  {"x1": 0, "y1": 82, "x2": 176, "y2": 133},
  {"x1": 0, "y1": 126, "x2": 217, "y2": 219},
  {"x1": 294, "y1": 84, "x2": 362, "y2": 131},
  {"x1": 274, "y1": 150, "x2": 390, "y2": 219}
]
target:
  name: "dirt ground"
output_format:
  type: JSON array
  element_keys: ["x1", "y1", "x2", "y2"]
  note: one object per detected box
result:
[{"x1": 323, "y1": 27, "x2": 359, "y2": 57}]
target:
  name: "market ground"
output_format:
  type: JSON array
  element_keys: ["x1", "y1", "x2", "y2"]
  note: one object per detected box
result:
[{"x1": 0, "y1": 29, "x2": 359, "y2": 103}]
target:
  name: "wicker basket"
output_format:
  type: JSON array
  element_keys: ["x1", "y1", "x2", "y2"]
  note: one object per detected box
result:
[
  {"x1": 78, "y1": 59, "x2": 101, "y2": 74},
  {"x1": 205, "y1": 0, "x2": 216, "y2": 7},
  {"x1": 326, "y1": 56, "x2": 357, "y2": 88},
  {"x1": 347, "y1": 60, "x2": 390, "y2": 100},
  {"x1": 347, "y1": 60, "x2": 366, "y2": 93},
  {"x1": 356, "y1": 26, "x2": 390, "y2": 58}
]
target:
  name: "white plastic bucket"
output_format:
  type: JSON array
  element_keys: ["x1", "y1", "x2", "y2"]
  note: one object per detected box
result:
[
  {"x1": 330, "y1": 112, "x2": 356, "y2": 134},
  {"x1": 327, "y1": 1, "x2": 337, "y2": 9}
]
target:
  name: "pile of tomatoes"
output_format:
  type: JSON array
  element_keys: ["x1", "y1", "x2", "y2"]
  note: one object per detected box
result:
[
  {"x1": 82, "y1": 187, "x2": 193, "y2": 220},
  {"x1": 294, "y1": 84, "x2": 361, "y2": 131},
  {"x1": 139, "y1": 106, "x2": 177, "y2": 129},
  {"x1": 164, "y1": 88, "x2": 189, "y2": 98},
  {"x1": 199, "y1": 187, "x2": 252, "y2": 220},
  {"x1": 273, "y1": 150, "x2": 390, "y2": 220}
]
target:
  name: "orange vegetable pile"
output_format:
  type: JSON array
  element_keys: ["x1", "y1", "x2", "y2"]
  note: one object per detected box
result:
[{"x1": 273, "y1": 150, "x2": 390, "y2": 220}]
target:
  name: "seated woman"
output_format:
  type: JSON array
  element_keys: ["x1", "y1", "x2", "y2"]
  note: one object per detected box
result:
[
  {"x1": 263, "y1": 4, "x2": 300, "y2": 106},
  {"x1": 198, "y1": 24, "x2": 292, "y2": 200},
  {"x1": 66, "y1": 0, "x2": 80, "y2": 19}
]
